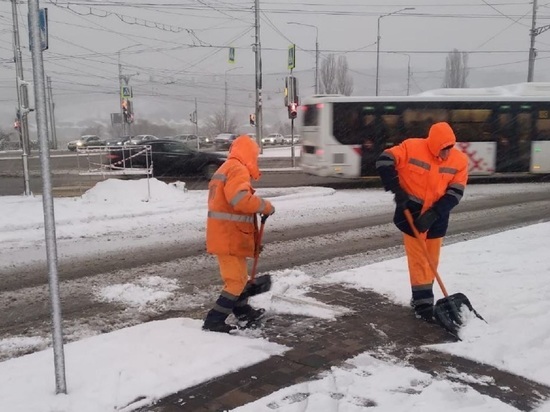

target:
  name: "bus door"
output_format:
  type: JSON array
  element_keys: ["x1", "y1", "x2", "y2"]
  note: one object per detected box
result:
[
  {"x1": 515, "y1": 105, "x2": 533, "y2": 172},
  {"x1": 531, "y1": 107, "x2": 550, "y2": 173},
  {"x1": 494, "y1": 106, "x2": 515, "y2": 173},
  {"x1": 359, "y1": 105, "x2": 397, "y2": 176}
]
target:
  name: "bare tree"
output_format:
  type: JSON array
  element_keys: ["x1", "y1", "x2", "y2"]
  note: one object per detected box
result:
[
  {"x1": 320, "y1": 54, "x2": 353, "y2": 95},
  {"x1": 442, "y1": 49, "x2": 469, "y2": 88},
  {"x1": 320, "y1": 54, "x2": 338, "y2": 94},
  {"x1": 336, "y1": 56, "x2": 354, "y2": 96},
  {"x1": 203, "y1": 110, "x2": 239, "y2": 137}
]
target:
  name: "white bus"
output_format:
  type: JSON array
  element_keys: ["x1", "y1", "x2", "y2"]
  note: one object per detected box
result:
[{"x1": 299, "y1": 83, "x2": 550, "y2": 178}]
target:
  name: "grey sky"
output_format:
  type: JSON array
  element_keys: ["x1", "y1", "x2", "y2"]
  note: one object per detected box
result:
[{"x1": 1, "y1": 0, "x2": 549, "y2": 131}]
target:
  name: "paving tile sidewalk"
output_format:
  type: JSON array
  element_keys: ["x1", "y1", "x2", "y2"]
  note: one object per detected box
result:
[{"x1": 141, "y1": 286, "x2": 550, "y2": 412}]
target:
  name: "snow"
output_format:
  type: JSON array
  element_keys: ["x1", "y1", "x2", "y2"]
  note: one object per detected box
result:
[{"x1": 1, "y1": 176, "x2": 550, "y2": 412}]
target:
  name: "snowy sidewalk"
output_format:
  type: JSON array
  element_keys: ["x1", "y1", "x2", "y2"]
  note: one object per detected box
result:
[{"x1": 140, "y1": 285, "x2": 550, "y2": 412}]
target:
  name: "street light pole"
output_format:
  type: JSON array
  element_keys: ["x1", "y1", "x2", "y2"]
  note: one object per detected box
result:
[
  {"x1": 224, "y1": 66, "x2": 241, "y2": 132},
  {"x1": 288, "y1": 22, "x2": 319, "y2": 94},
  {"x1": 375, "y1": 7, "x2": 414, "y2": 96},
  {"x1": 389, "y1": 52, "x2": 411, "y2": 95}
]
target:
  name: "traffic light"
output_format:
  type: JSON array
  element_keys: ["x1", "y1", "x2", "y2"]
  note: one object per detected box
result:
[
  {"x1": 249, "y1": 113, "x2": 256, "y2": 126},
  {"x1": 122, "y1": 99, "x2": 134, "y2": 124},
  {"x1": 288, "y1": 102, "x2": 298, "y2": 120}
]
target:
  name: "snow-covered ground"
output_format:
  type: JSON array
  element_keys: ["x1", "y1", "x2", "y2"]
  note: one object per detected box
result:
[{"x1": 0, "y1": 179, "x2": 549, "y2": 412}]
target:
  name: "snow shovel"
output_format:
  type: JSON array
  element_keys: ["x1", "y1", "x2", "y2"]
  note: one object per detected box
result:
[
  {"x1": 239, "y1": 214, "x2": 272, "y2": 300},
  {"x1": 403, "y1": 209, "x2": 485, "y2": 337}
]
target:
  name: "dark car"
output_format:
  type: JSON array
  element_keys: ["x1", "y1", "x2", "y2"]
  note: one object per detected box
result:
[
  {"x1": 106, "y1": 139, "x2": 226, "y2": 179},
  {"x1": 213, "y1": 133, "x2": 238, "y2": 151},
  {"x1": 105, "y1": 135, "x2": 133, "y2": 146},
  {"x1": 127, "y1": 135, "x2": 159, "y2": 145}
]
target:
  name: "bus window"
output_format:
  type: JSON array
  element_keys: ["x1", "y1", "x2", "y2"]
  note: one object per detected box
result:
[
  {"x1": 303, "y1": 104, "x2": 319, "y2": 126},
  {"x1": 535, "y1": 110, "x2": 550, "y2": 141},
  {"x1": 403, "y1": 109, "x2": 448, "y2": 138},
  {"x1": 381, "y1": 114, "x2": 402, "y2": 146},
  {"x1": 450, "y1": 109, "x2": 492, "y2": 142},
  {"x1": 333, "y1": 103, "x2": 364, "y2": 145}
]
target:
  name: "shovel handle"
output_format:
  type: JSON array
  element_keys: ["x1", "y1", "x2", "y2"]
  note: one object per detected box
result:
[
  {"x1": 403, "y1": 209, "x2": 449, "y2": 297},
  {"x1": 250, "y1": 214, "x2": 268, "y2": 282}
]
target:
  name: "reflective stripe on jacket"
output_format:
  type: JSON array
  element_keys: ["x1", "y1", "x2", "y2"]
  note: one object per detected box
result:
[{"x1": 206, "y1": 158, "x2": 272, "y2": 257}]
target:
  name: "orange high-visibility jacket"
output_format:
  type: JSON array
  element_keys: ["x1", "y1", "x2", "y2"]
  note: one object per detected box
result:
[
  {"x1": 206, "y1": 136, "x2": 273, "y2": 257},
  {"x1": 377, "y1": 122, "x2": 469, "y2": 238}
]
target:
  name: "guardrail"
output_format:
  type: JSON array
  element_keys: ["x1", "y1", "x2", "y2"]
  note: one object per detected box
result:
[{"x1": 75, "y1": 145, "x2": 152, "y2": 200}]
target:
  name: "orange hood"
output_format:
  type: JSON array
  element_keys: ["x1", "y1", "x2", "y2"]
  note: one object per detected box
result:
[
  {"x1": 427, "y1": 122, "x2": 456, "y2": 157},
  {"x1": 229, "y1": 135, "x2": 261, "y2": 180}
]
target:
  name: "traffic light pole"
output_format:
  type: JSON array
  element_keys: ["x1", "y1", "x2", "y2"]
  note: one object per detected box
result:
[
  {"x1": 254, "y1": 0, "x2": 263, "y2": 153},
  {"x1": 290, "y1": 118, "x2": 295, "y2": 167},
  {"x1": 11, "y1": 0, "x2": 32, "y2": 196}
]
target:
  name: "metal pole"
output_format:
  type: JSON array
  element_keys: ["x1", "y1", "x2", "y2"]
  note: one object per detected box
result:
[
  {"x1": 28, "y1": 0, "x2": 67, "y2": 395},
  {"x1": 290, "y1": 118, "x2": 295, "y2": 167},
  {"x1": 194, "y1": 97, "x2": 199, "y2": 150},
  {"x1": 224, "y1": 75, "x2": 228, "y2": 132},
  {"x1": 254, "y1": 0, "x2": 264, "y2": 153},
  {"x1": 118, "y1": 53, "x2": 127, "y2": 136},
  {"x1": 375, "y1": 15, "x2": 381, "y2": 96},
  {"x1": 315, "y1": 33, "x2": 319, "y2": 94},
  {"x1": 47, "y1": 76, "x2": 58, "y2": 149},
  {"x1": 528, "y1": 0, "x2": 538, "y2": 82},
  {"x1": 407, "y1": 55, "x2": 411, "y2": 96},
  {"x1": 11, "y1": 0, "x2": 32, "y2": 196},
  {"x1": 375, "y1": 8, "x2": 415, "y2": 96}
]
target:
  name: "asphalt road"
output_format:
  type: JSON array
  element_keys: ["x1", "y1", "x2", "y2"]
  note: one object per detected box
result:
[
  {"x1": 1, "y1": 187, "x2": 549, "y2": 347},
  {"x1": 0, "y1": 149, "x2": 363, "y2": 196}
]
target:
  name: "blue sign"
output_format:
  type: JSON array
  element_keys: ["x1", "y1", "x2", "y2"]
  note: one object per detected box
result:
[{"x1": 28, "y1": 8, "x2": 48, "y2": 51}]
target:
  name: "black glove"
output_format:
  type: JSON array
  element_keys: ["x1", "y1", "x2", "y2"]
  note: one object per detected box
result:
[
  {"x1": 393, "y1": 187, "x2": 409, "y2": 209},
  {"x1": 414, "y1": 208, "x2": 439, "y2": 233}
]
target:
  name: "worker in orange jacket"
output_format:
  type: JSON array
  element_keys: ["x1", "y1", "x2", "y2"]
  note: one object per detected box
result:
[
  {"x1": 203, "y1": 135, "x2": 275, "y2": 333},
  {"x1": 376, "y1": 122, "x2": 468, "y2": 321}
]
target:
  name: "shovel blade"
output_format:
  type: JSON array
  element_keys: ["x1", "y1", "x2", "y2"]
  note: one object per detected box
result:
[
  {"x1": 241, "y1": 275, "x2": 272, "y2": 300},
  {"x1": 434, "y1": 292, "x2": 484, "y2": 337}
]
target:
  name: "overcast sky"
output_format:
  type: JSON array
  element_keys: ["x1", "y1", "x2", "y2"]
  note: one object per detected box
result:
[{"x1": 1, "y1": 0, "x2": 550, "y2": 127}]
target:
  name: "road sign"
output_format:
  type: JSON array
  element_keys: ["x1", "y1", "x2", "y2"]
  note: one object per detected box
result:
[
  {"x1": 28, "y1": 8, "x2": 49, "y2": 51},
  {"x1": 121, "y1": 86, "x2": 132, "y2": 99},
  {"x1": 288, "y1": 44, "x2": 296, "y2": 70}
]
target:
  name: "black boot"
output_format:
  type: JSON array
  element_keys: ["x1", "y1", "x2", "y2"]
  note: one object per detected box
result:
[
  {"x1": 414, "y1": 303, "x2": 435, "y2": 322},
  {"x1": 202, "y1": 309, "x2": 236, "y2": 333},
  {"x1": 233, "y1": 304, "x2": 265, "y2": 329}
]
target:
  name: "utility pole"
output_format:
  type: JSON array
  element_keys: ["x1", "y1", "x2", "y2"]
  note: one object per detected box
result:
[
  {"x1": 315, "y1": 35, "x2": 319, "y2": 94},
  {"x1": 118, "y1": 54, "x2": 127, "y2": 136},
  {"x1": 194, "y1": 97, "x2": 199, "y2": 150},
  {"x1": 254, "y1": 0, "x2": 264, "y2": 152},
  {"x1": 407, "y1": 57, "x2": 411, "y2": 96},
  {"x1": 224, "y1": 76, "x2": 228, "y2": 132},
  {"x1": 11, "y1": 0, "x2": 32, "y2": 196},
  {"x1": 528, "y1": 0, "x2": 539, "y2": 82},
  {"x1": 47, "y1": 76, "x2": 58, "y2": 149}
]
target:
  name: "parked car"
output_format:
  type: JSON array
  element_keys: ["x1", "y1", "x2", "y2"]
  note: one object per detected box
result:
[
  {"x1": 283, "y1": 134, "x2": 301, "y2": 145},
  {"x1": 67, "y1": 135, "x2": 105, "y2": 151},
  {"x1": 127, "y1": 135, "x2": 159, "y2": 145},
  {"x1": 262, "y1": 133, "x2": 284, "y2": 145},
  {"x1": 170, "y1": 134, "x2": 201, "y2": 149},
  {"x1": 213, "y1": 133, "x2": 238, "y2": 151},
  {"x1": 106, "y1": 139, "x2": 226, "y2": 179},
  {"x1": 199, "y1": 136, "x2": 213, "y2": 147}
]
